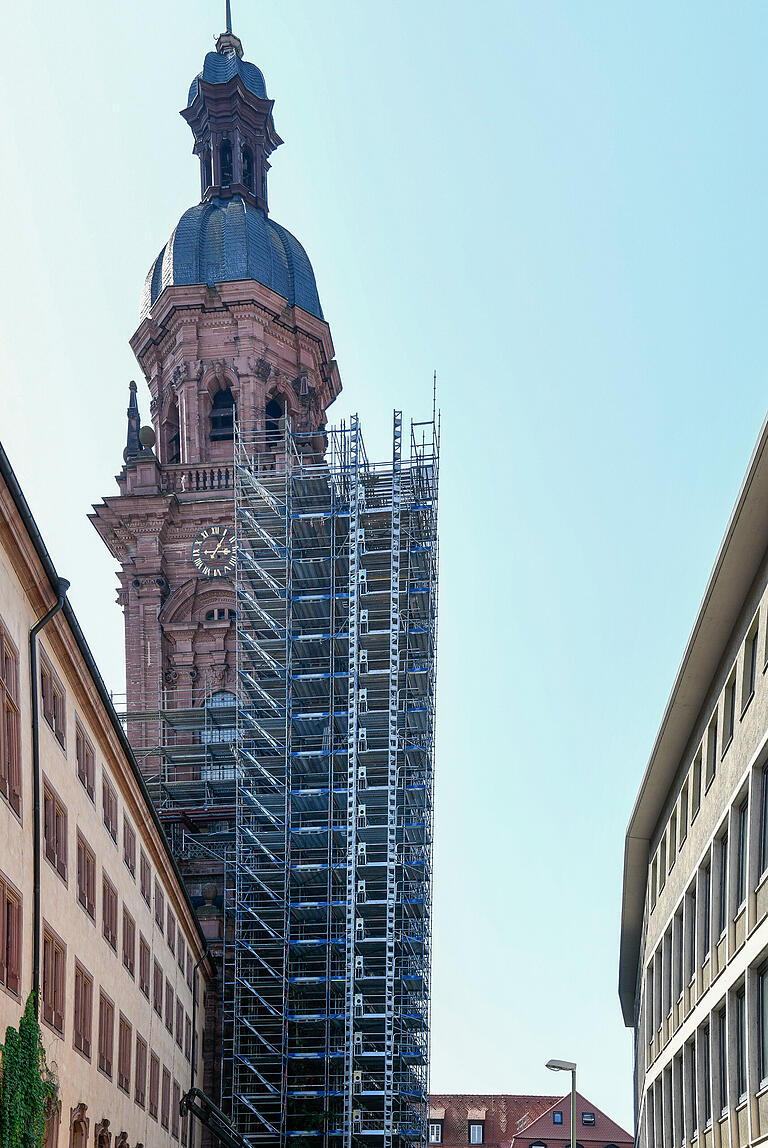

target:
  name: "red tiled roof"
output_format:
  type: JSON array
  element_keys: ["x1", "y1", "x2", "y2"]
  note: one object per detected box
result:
[
  {"x1": 429, "y1": 1096, "x2": 561, "y2": 1144},
  {"x1": 429, "y1": 1094, "x2": 633, "y2": 1148}
]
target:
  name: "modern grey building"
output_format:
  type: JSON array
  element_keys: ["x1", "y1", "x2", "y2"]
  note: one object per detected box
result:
[{"x1": 620, "y1": 416, "x2": 768, "y2": 1148}]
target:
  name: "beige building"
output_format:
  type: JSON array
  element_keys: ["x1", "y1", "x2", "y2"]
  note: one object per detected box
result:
[
  {"x1": 0, "y1": 437, "x2": 211, "y2": 1145},
  {"x1": 620, "y1": 416, "x2": 768, "y2": 1148}
]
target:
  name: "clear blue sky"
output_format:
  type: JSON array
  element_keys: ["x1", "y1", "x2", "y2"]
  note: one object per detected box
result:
[{"x1": 2, "y1": 0, "x2": 768, "y2": 1130}]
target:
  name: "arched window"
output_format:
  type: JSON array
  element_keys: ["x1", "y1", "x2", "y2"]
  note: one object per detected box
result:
[
  {"x1": 220, "y1": 139, "x2": 233, "y2": 185},
  {"x1": 166, "y1": 399, "x2": 180, "y2": 464},
  {"x1": 265, "y1": 396, "x2": 283, "y2": 442},
  {"x1": 203, "y1": 150, "x2": 212, "y2": 191},
  {"x1": 242, "y1": 146, "x2": 254, "y2": 192},
  {"x1": 210, "y1": 387, "x2": 236, "y2": 441}
]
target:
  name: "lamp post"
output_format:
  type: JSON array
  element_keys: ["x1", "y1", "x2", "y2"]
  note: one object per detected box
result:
[{"x1": 546, "y1": 1058, "x2": 577, "y2": 1148}]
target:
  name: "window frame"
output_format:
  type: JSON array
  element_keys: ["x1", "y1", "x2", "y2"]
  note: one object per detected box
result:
[
  {"x1": 76, "y1": 831, "x2": 96, "y2": 920},
  {"x1": 98, "y1": 990, "x2": 115, "y2": 1079},
  {"x1": 102, "y1": 871, "x2": 118, "y2": 951},
  {"x1": 135, "y1": 1033, "x2": 148, "y2": 1108},
  {"x1": 0, "y1": 623, "x2": 21, "y2": 817},
  {"x1": 42, "y1": 923, "x2": 66, "y2": 1036},
  {"x1": 122, "y1": 907, "x2": 136, "y2": 978},
  {"x1": 123, "y1": 816, "x2": 136, "y2": 877},
  {"x1": 43, "y1": 776, "x2": 67, "y2": 883},
  {"x1": 73, "y1": 960, "x2": 93, "y2": 1060},
  {"x1": 117, "y1": 1013, "x2": 132, "y2": 1094},
  {"x1": 75, "y1": 720, "x2": 95, "y2": 801},
  {"x1": 468, "y1": 1122, "x2": 484, "y2": 1145},
  {"x1": 0, "y1": 873, "x2": 22, "y2": 998},
  {"x1": 102, "y1": 770, "x2": 118, "y2": 842},
  {"x1": 40, "y1": 653, "x2": 66, "y2": 750}
]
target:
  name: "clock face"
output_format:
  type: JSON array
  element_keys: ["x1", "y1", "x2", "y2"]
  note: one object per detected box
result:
[{"x1": 191, "y1": 525, "x2": 236, "y2": 578}]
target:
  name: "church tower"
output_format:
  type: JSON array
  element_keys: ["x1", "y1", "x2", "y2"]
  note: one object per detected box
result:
[
  {"x1": 94, "y1": 11, "x2": 439, "y2": 1148},
  {"x1": 92, "y1": 16, "x2": 340, "y2": 772},
  {"x1": 91, "y1": 9, "x2": 341, "y2": 1111}
]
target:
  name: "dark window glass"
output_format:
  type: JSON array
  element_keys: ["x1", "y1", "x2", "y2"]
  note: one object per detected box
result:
[
  {"x1": 221, "y1": 140, "x2": 233, "y2": 185},
  {"x1": 210, "y1": 387, "x2": 236, "y2": 441},
  {"x1": 718, "y1": 835, "x2": 728, "y2": 935},
  {"x1": 737, "y1": 799, "x2": 748, "y2": 906},
  {"x1": 242, "y1": 146, "x2": 254, "y2": 192}
]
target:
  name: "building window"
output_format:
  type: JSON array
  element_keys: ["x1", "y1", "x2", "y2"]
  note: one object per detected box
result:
[
  {"x1": 718, "y1": 1009, "x2": 727, "y2": 1114},
  {"x1": 744, "y1": 620, "x2": 759, "y2": 707},
  {"x1": 687, "y1": 887, "x2": 696, "y2": 980},
  {"x1": 135, "y1": 1034, "x2": 147, "y2": 1107},
  {"x1": 210, "y1": 386, "x2": 236, "y2": 441},
  {"x1": 75, "y1": 722, "x2": 95, "y2": 800},
  {"x1": 98, "y1": 992, "x2": 114, "y2": 1077},
  {"x1": 122, "y1": 908, "x2": 135, "y2": 977},
  {"x1": 76, "y1": 833, "x2": 96, "y2": 918},
  {"x1": 139, "y1": 934, "x2": 150, "y2": 997},
  {"x1": 581, "y1": 1114, "x2": 595, "y2": 1127},
  {"x1": 702, "y1": 863, "x2": 711, "y2": 954},
  {"x1": 118, "y1": 1014, "x2": 132, "y2": 1093},
  {"x1": 153, "y1": 959, "x2": 163, "y2": 1016},
  {"x1": 102, "y1": 874, "x2": 118, "y2": 950},
  {"x1": 155, "y1": 880, "x2": 164, "y2": 931},
  {"x1": 469, "y1": 1123, "x2": 484, "y2": 1145},
  {"x1": 659, "y1": 839, "x2": 667, "y2": 891},
  {"x1": 737, "y1": 799, "x2": 748, "y2": 908},
  {"x1": 0, "y1": 626, "x2": 21, "y2": 815},
  {"x1": 172, "y1": 1080, "x2": 181, "y2": 1139},
  {"x1": 43, "y1": 781, "x2": 67, "y2": 881},
  {"x1": 149, "y1": 1051, "x2": 160, "y2": 1119},
  {"x1": 73, "y1": 961, "x2": 92, "y2": 1058},
  {"x1": 165, "y1": 980, "x2": 174, "y2": 1033},
  {"x1": 724, "y1": 674, "x2": 736, "y2": 749},
  {"x1": 760, "y1": 963, "x2": 768, "y2": 1084},
  {"x1": 176, "y1": 998, "x2": 184, "y2": 1047},
  {"x1": 123, "y1": 817, "x2": 136, "y2": 876},
  {"x1": 140, "y1": 850, "x2": 151, "y2": 904},
  {"x1": 161, "y1": 1065, "x2": 172, "y2": 1130},
  {"x1": 706, "y1": 716, "x2": 718, "y2": 785},
  {"x1": 220, "y1": 139, "x2": 233, "y2": 185},
  {"x1": 553, "y1": 1113, "x2": 563, "y2": 1126},
  {"x1": 178, "y1": 934, "x2": 186, "y2": 975},
  {"x1": 736, "y1": 989, "x2": 746, "y2": 1099},
  {"x1": 41, "y1": 656, "x2": 66, "y2": 749},
  {"x1": 718, "y1": 834, "x2": 728, "y2": 937},
  {"x1": 102, "y1": 772, "x2": 118, "y2": 841},
  {"x1": 688, "y1": 1039, "x2": 698, "y2": 1135},
  {"x1": 187, "y1": 950, "x2": 194, "y2": 990},
  {"x1": 167, "y1": 908, "x2": 176, "y2": 955},
  {"x1": 702, "y1": 1026, "x2": 711, "y2": 1125},
  {"x1": 650, "y1": 855, "x2": 658, "y2": 910},
  {"x1": 692, "y1": 751, "x2": 702, "y2": 817},
  {"x1": 242, "y1": 145, "x2": 254, "y2": 192},
  {"x1": 669, "y1": 813, "x2": 677, "y2": 870},
  {"x1": 680, "y1": 780, "x2": 689, "y2": 845},
  {"x1": 42, "y1": 926, "x2": 65, "y2": 1034},
  {"x1": 265, "y1": 396, "x2": 283, "y2": 441},
  {"x1": 185, "y1": 1013, "x2": 192, "y2": 1061}
]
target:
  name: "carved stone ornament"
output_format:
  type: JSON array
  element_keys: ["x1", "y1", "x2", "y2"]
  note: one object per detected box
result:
[
  {"x1": 115, "y1": 1133, "x2": 129, "y2": 1148},
  {"x1": 70, "y1": 1103, "x2": 89, "y2": 1148},
  {"x1": 94, "y1": 1119, "x2": 111, "y2": 1148}
]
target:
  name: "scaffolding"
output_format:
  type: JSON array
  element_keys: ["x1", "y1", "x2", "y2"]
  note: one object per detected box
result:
[{"x1": 226, "y1": 410, "x2": 439, "y2": 1148}]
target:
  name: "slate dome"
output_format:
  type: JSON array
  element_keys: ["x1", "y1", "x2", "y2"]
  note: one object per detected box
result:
[{"x1": 140, "y1": 196, "x2": 323, "y2": 321}]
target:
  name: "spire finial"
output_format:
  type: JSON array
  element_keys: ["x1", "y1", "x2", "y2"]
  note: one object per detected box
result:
[
  {"x1": 226, "y1": 0, "x2": 232, "y2": 34},
  {"x1": 124, "y1": 380, "x2": 142, "y2": 463},
  {"x1": 216, "y1": 0, "x2": 243, "y2": 57}
]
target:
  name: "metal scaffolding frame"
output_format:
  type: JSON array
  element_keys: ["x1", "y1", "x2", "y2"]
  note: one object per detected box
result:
[{"x1": 226, "y1": 410, "x2": 439, "y2": 1148}]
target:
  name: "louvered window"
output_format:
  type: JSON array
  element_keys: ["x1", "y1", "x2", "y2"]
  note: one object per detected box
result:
[
  {"x1": 135, "y1": 1034, "x2": 148, "y2": 1106},
  {"x1": 43, "y1": 782, "x2": 67, "y2": 881},
  {"x1": 102, "y1": 875, "x2": 117, "y2": 949},
  {"x1": 117, "y1": 1014, "x2": 132, "y2": 1093},
  {"x1": 139, "y1": 934, "x2": 150, "y2": 996},
  {"x1": 149, "y1": 1052, "x2": 160, "y2": 1119},
  {"x1": 122, "y1": 908, "x2": 135, "y2": 976},
  {"x1": 75, "y1": 722, "x2": 95, "y2": 800},
  {"x1": 0, "y1": 626, "x2": 20, "y2": 815},
  {"x1": 0, "y1": 876, "x2": 22, "y2": 996},
  {"x1": 42, "y1": 927, "x2": 65, "y2": 1033},
  {"x1": 98, "y1": 992, "x2": 114, "y2": 1077},
  {"x1": 76, "y1": 834, "x2": 95, "y2": 918},
  {"x1": 73, "y1": 962, "x2": 92, "y2": 1057}
]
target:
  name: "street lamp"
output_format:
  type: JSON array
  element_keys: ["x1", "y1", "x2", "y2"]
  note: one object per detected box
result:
[{"x1": 546, "y1": 1058, "x2": 576, "y2": 1148}]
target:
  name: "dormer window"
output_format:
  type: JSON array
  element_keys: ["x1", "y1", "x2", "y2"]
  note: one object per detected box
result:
[
  {"x1": 210, "y1": 387, "x2": 236, "y2": 441},
  {"x1": 221, "y1": 139, "x2": 233, "y2": 186},
  {"x1": 242, "y1": 147, "x2": 254, "y2": 192}
]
